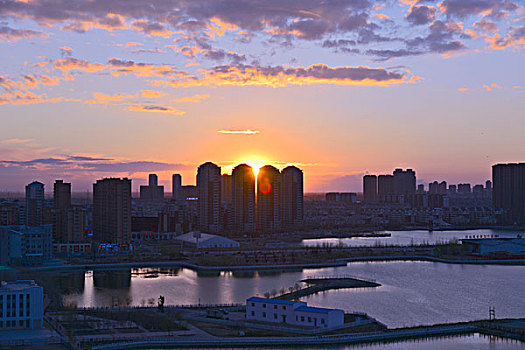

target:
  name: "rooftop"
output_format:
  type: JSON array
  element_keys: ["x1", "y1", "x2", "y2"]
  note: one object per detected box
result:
[
  {"x1": 462, "y1": 238, "x2": 525, "y2": 246},
  {"x1": 0, "y1": 280, "x2": 40, "y2": 292},
  {"x1": 247, "y1": 297, "x2": 305, "y2": 306},
  {"x1": 295, "y1": 305, "x2": 339, "y2": 314}
]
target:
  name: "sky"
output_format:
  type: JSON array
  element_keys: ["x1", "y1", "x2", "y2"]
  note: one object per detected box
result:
[{"x1": 0, "y1": 0, "x2": 524, "y2": 193}]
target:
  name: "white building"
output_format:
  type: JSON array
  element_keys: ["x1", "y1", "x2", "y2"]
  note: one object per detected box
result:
[
  {"x1": 461, "y1": 238, "x2": 525, "y2": 256},
  {"x1": 174, "y1": 231, "x2": 240, "y2": 249},
  {"x1": 246, "y1": 297, "x2": 344, "y2": 329},
  {"x1": 0, "y1": 280, "x2": 43, "y2": 330}
]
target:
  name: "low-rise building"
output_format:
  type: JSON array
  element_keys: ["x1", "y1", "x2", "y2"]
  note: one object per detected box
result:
[
  {"x1": 246, "y1": 297, "x2": 344, "y2": 329},
  {"x1": 174, "y1": 231, "x2": 240, "y2": 249},
  {"x1": 0, "y1": 225, "x2": 52, "y2": 265},
  {"x1": 461, "y1": 238, "x2": 525, "y2": 257},
  {"x1": 0, "y1": 280, "x2": 43, "y2": 330}
]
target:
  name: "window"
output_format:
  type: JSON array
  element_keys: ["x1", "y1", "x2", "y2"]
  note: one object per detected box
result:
[
  {"x1": 274, "y1": 305, "x2": 277, "y2": 309},
  {"x1": 301, "y1": 316, "x2": 305, "y2": 321},
  {"x1": 262, "y1": 304, "x2": 266, "y2": 308},
  {"x1": 283, "y1": 306, "x2": 286, "y2": 310},
  {"x1": 251, "y1": 311, "x2": 255, "y2": 316},
  {"x1": 251, "y1": 302, "x2": 255, "y2": 307},
  {"x1": 274, "y1": 314, "x2": 277, "y2": 319},
  {"x1": 321, "y1": 319, "x2": 325, "y2": 324},
  {"x1": 308, "y1": 317, "x2": 312, "y2": 322},
  {"x1": 296, "y1": 316, "x2": 298, "y2": 321},
  {"x1": 262, "y1": 312, "x2": 266, "y2": 318}
]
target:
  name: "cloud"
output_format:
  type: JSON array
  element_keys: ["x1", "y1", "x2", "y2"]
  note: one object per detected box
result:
[
  {"x1": 0, "y1": 155, "x2": 189, "y2": 174},
  {"x1": 201, "y1": 48, "x2": 246, "y2": 63},
  {"x1": 173, "y1": 94, "x2": 209, "y2": 103},
  {"x1": 141, "y1": 89, "x2": 166, "y2": 98},
  {"x1": 0, "y1": 90, "x2": 64, "y2": 105},
  {"x1": 458, "y1": 87, "x2": 469, "y2": 91},
  {"x1": 166, "y1": 63, "x2": 417, "y2": 87},
  {"x1": 473, "y1": 19, "x2": 498, "y2": 33},
  {"x1": 130, "y1": 48, "x2": 163, "y2": 54},
  {"x1": 52, "y1": 57, "x2": 106, "y2": 80},
  {"x1": 0, "y1": 25, "x2": 47, "y2": 41},
  {"x1": 84, "y1": 92, "x2": 135, "y2": 104},
  {"x1": 439, "y1": 0, "x2": 518, "y2": 19},
  {"x1": 60, "y1": 46, "x2": 73, "y2": 57},
  {"x1": 485, "y1": 26, "x2": 525, "y2": 49},
  {"x1": 321, "y1": 39, "x2": 359, "y2": 53},
  {"x1": 482, "y1": 83, "x2": 501, "y2": 91},
  {"x1": 217, "y1": 129, "x2": 260, "y2": 135},
  {"x1": 128, "y1": 104, "x2": 186, "y2": 116},
  {"x1": 1, "y1": 138, "x2": 34, "y2": 144},
  {"x1": 0, "y1": 0, "x2": 378, "y2": 44},
  {"x1": 131, "y1": 20, "x2": 179, "y2": 36},
  {"x1": 406, "y1": 5, "x2": 437, "y2": 25}
]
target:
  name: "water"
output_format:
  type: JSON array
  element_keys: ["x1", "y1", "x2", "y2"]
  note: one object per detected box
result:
[
  {"x1": 156, "y1": 334, "x2": 524, "y2": 349},
  {"x1": 302, "y1": 229, "x2": 522, "y2": 247},
  {"x1": 57, "y1": 261, "x2": 525, "y2": 328}
]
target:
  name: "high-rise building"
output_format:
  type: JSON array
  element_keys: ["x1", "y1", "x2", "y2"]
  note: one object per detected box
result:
[
  {"x1": 52, "y1": 180, "x2": 86, "y2": 244},
  {"x1": 221, "y1": 174, "x2": 232, "y2": 203},
  {"x1": 53, "y1": 180, "x2": 71, "y2": 243},
  {"x1": 149, "y1": 174, "x2": 158, "y2": 187},
  {"x1": 25, "y1": 181, "x2": 44, "y2": 226},
  {"x1": 378, "y1": 175, "x2": 394, "y2": 198},
  {"x1": 493, "y1": 163, "x2": 525, "y2": 224},
  {"x1": 257, "y1": 165, "x2": 281, "y2": 232},
  {"x1": 457, "y1": 183, "x2": 471, "y2": 194},
  {"x1": 172, "y1": 174, "x2": 182, "y2": 200},
  {"x1": 417, "y1": 184, "x2": 425, "y2": 193},
  {"x1": 197, "y1": 162, "x2": 222, "y2": 233},
  {"x1": 363, "y1": 175, "x2": 377, "y2": 202},
  {"x1": 53, "y1": 180, "x2": 71, "y2": 210},
  {"x1": 232, "y1": 164, "x2": 255, "y2": 233},
  {"x1": 393, "y1": 168, "x2": 416, "y2": 195},
  {"x1": 140, "y1": 174, "x2": 164, "y2": 202},
  {"x1": 93, "y1": 178, "x2": 132, "y2": 244},
  {"x1": 281, "y1": 166, "x2": 304, "y2": 229}
]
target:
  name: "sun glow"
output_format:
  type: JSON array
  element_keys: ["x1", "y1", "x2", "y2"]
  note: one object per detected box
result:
[{"x1": 238, "y1": 159, "x2": 267, "y2": 177}]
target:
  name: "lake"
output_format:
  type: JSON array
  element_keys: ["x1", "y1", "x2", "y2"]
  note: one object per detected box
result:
[
  {"x1": 58, "y1": 260, "x2": 525, "y2": 328},
  {"x1": 302, "y1": 229, "x2": 523, "y2": 247}
]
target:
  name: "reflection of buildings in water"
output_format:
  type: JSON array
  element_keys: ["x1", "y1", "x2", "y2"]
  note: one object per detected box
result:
[
  {"x1": 196, "y1": 270, "x2": 220, "y2": 277},
  {"x1": 131, "y1": 267, "x2": 181, "y2": 278},
  {"x1": 231, "y1": 270, "x2": 255, "y2": 278},
  {"x1": 257, "y1": 269, "x2": 293, "y2": 277},
  {"x1": 53, "y1": 271, "x2": 85, "y2": 294},
  {"x1": 93, "y1": 269, "x2": 131, "y2": 289}
]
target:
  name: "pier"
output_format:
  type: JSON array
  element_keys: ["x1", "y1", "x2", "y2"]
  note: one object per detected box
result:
[{"x1": 277, "y1": 275, "x2": 380, "y2": 300}]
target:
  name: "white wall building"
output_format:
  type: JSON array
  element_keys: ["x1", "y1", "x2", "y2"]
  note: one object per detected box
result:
[
  {"x1": 461, "y1": 238, "x2": 525, "y2": 256},
  {"x1": 0, "y1": 280, "x2": 43, "y2": 331},
  {"x1": 246, "y1": 297, "x2": 344, "y2": 329},
  {"x1": 174, "y1": 231, "x2": 240, "y2": 249}
]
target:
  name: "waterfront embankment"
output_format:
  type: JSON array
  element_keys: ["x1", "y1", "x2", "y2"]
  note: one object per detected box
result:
[
  {"x1": 90, "y1": 319, "x2": 525, "y2": 349},
  {"x1": 29, "y1": 254, "x2": 525, "y2": 273}
]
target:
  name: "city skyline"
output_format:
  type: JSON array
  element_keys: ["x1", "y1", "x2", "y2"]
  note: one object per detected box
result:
[
  {"x1": 1, "y1": 0, "x2": 524, "y2": 192},
  {"x1": 0, "y1": 163, "x2": 495, "y2": 195}
]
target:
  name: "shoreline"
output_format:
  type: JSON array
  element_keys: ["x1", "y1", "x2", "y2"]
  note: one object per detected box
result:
[{"x1": 29, "y1": 255, "x2": 525, "y2": 273}]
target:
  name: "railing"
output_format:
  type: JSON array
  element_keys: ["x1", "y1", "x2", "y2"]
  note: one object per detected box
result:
[{"x1": 76, "y1": 303, "x2": 244, "y2": 311}]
